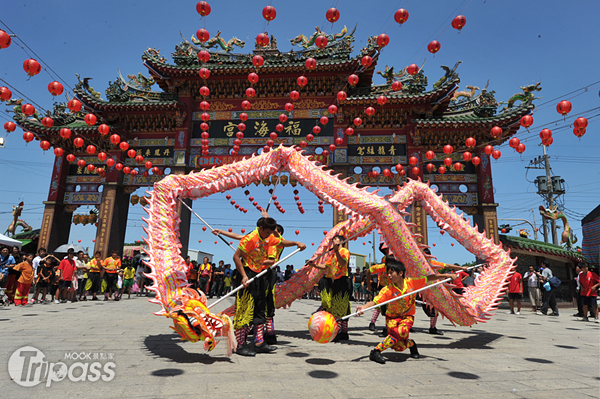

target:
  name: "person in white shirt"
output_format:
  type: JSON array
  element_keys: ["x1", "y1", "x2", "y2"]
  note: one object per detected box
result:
[
  {"x1": 523, "y1": 265, "x2": 541, "y2": 314},
  {"x1": 32, "y1": 247, "x2": 47, "y2": 282}
]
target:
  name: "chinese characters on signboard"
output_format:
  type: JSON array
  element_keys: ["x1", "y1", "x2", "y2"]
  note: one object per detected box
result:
[
  {"x1": 192, "y1": 119, "x2": 333, "y2": 139},
  {"x1": 347, "y1": 144, "x2": 406, "y2": 157}
]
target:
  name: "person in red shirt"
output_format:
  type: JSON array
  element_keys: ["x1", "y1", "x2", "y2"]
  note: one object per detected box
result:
[
  {"x1": 508, "y1": 270, "x2": 523, "y2": 315},
  {"x1": 357, "y1": 259, "x2": 454, "y2": 364},
  {"x1": 57, "y1": 250, "x2": 76, "y2": 303},
  {"x1": 578, "y1": 264, "x2": 599, "y2": 322}
]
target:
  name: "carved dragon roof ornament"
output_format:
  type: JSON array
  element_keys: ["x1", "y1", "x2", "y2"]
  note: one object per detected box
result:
[
  {"x1": 190, "y1": 31, "x2": 246, "y2": 52},
  {"x1": 290, "y1": 25, "x2": 349, "y2": 48}
]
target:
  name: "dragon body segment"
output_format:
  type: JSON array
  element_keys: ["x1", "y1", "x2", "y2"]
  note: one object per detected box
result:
[{"x1": 145, "y1": 146, "x2": 514, "y2": 353}]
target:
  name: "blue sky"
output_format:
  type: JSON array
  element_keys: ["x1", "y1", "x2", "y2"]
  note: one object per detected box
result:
[{"x1": 0, "y1": 0, "x2": 598, "y2": 267}]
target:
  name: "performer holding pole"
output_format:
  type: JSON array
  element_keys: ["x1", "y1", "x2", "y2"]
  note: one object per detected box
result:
[{"x1": 355, "y1": 259, "x2": 455, "y2": 364}]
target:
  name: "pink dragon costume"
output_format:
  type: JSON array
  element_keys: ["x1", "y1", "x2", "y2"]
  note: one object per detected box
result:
[{"x1": 144, "y1": 146, "x2": 515, "y2": 356}]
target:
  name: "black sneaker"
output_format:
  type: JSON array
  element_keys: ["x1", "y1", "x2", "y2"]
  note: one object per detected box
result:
[
  {"x1": 337, "y1": 332, "x2": 349, "y2": 341},
  {"x1": 379, "y1": 328, "x2": 388, "y2": 337},
  {"x1": 368, "y1": 322, "x2": 376, "y2": 331},
  {"x1": 429, "y1": 327, "x2": 444, "y2": 335},
  {"x1": 265, "y1": 334, "x2": 277, "y2": 345},
  {"x1": 254, "y1": 342, "x2": 277, "y2": 353},
  {"x1": 409, "y1": 340, "x2": 420, "y2": 359},
  {"x1": 236, "y1": 345, "x2": 256, "y2": 357},
  {"x1": 369, "y1": 349, "x2": 386, "y2": 364},
  {"x1": 550, "y1": 312, "x2": 559, "y2": 316},
  {"x1": 92, "y1": 297, "x2": 99, "y2": 301}
]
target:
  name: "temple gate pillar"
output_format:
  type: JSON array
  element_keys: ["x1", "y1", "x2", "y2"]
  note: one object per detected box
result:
[
  {"x1": 473, "y1": 149, "x2": 499, "y2": 244},
  {"x1": 410, "y1": 201, "x2": 428, "y2": 245},
  {"x1": 94, "y1": 183, "x2": 130, "y2": 258},
  {"x1": 172, "y1": 168, "x2": 191, "y2": 258},
  {"x1": 39, "y1": 154, "x2": 72, "y2": 252}
]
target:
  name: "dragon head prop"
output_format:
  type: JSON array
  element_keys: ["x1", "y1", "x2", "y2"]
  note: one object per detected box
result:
[{"x1": 166, "y1": 287, "x2": 236, "y2": 355}]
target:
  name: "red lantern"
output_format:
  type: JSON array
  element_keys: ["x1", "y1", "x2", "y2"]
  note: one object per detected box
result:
[
  {"x1": 199, "y1": 68, "x2": 210, "y2": 79},
  {"x1": 411, "y1": 167, "x2": 420, "y2": 176},
  {"x1": 345, "y1": 127, "x2": 355, "y2": 136},
  {"x1": 312, "y1": 125, "x2": 321, "y2": 134},
  {"x1": 382, "y1": 168, "x2": 392, "y2": 177},
  {"x1": 106, "y1": 158, "x2": 115, "y2": 167},
  {"x1": 0, "y1": 30, "x2": 11, "y2": 49},
  {"x1": 127, "y1": 149, "x2": 136, "y2": 158},
  {"x1": 199, "y1": 86, "x2": 210, "y2": 97},
  {"x1": 365, "y1": 106, "x2": 375, "y2": 116},
  {"x1": 556, "y1": 100, "x2": 572, "y2": 116},
  {"x1": 196, "y1": 1, "x2": 211, "y2": 17},
  {"x1": 539, "y1": 128, "x2": 552, "y2": 140},
  {"x1": 23, "y1": 59, "x2": 41, "y2": 76},
  {"x1": 348, "y1": 74, "x2": 359, "y2": 86},
  {"x1": 508, "y1": 137, "x2": 520, "y2": 148},
  {"x1": 427, "y1": 40, "x2": 441, "y2": 54},
  {"x1": 196, "y1": 28, "x2": 209, "y2": 43},
  {"x1": 21, "y1": 104, "x2": 35, "y2": 116},
  {"x1": 262, "y1": 6, "x2": 276, "y2": 21},
  {"x1": 110, "y1": 134, "x2": 121, "y2": 145},
  {"x1": 248, "y1": 72, "x2": 259, "y2": 84},
  {"x1": 305, "y1": 58, "x2": 317, "y2": 70},
  {"x1": 245, "y1": 87, "x2": 256, "y2": 98},
  {"x1": 443, "y1": 144, "x2": 453, "y2": 154},
  {"x1": 454, "y1": 162, "x2": 463, "y2": 172},
  {"x1": 66, "y1": 154, "x2": 75, "y2": 163},
  {"x1": 306, "y1": 133, "x2": 314, "y2": 142},
  {"x1": 484, "y1": 145, "x2": 494, "y2": 156},
  {"x1": 144, "y1": 161, "x2": 152, "y2": 170},
  {"x1": 201, "y1": 112, "x2": 210, "y2": 122},
  {"x1": 452, "y1": 15, "x2": 467, "y2": 31},
  {"x1": 122, "y1": 166, "x2": 130, "y2": 174},
  {"x1": 0, "y1": 86, "x2": 11, "y2": 101},
  {"x1": 394, "y1": 8, "x2": 409, "y2": 24},
  {"x1": 130, "y1": 169, "x2": 137, "y2": 177},
  {"x1": 322, "y1": 150, "x2": 329, "y2": 157},
  {"x1": 315, "y1": 35, "x2": 328, "y2": 49},
  {"x1": 328, "y1": 104, "x2": 338, "y2": 114},
  {"x1": 320, "y1": 116, "x2": 328, "y2": 125},
  {"x1": 241, "y1": 100, "x2": 251, "y2": 110},
  {"x1": 516, "y1": 143, "x2": 526, "y2": 154},
  {"x1": 353, "y1": 117, "x2": 362, "y2": 126},
  {"x1": 284, "y1": 103, "x2": 294, "y2": 112},
  {"x1": 135, "y1": 155, "x2": 144, "y2": 164},
  {"x1": 84, "y1": 113, "x2": 97, "y2": 126},
  {"x1": 4, "y1": 121, "x2": 16, "y2": 132},
  {"x1": 42, "y1": 117, "x2": 54, "y2": 128},
  {"x1": 256, "y1": 33, "x2": 269, "y2": 47},
  {"x1": 40, "y1": 140, "x2": 51, "y2": 151},
  {"x1": 361, "y1": 56, "x2": 373, "y2": 67},
  {"x1": 276, "y1": 124, "x2": 284, "y2": 132},
  {"x1": 395, "y1": 164, "x2": 403, "y2": 173},
  {"x1": 87, "y1": 164, "x2": 95, "y2": 172},
  {"x1": 391, "y1": 81, "x2": 403, "y2": 91},
  {"x1": 97, "y1": 167, "x2": 105, "y2": 175},
  {"x1": 297, "y1": 75, "x2": 308, "y2": 87},
  {"x1": 290, "y1": 90, "x2": 300, "y2": 101},
  {"x1": 377, "y1": 95, "x2": 387, "y2": 106},
  {"x1": 77, "y1": 159, "x2": 86, "y2": 168},
  {"x1": 444, "y1": 157, "x2": 453, "y2": 167},
  {"x1": 86, "y1": 145, "x2": 96, "y2": 155},
  {"x1": 329, "y1": 144, "x2": 336, "y2": 152},
  {"x1": 97, "y1": 152, "x2": 107, "y2": 161},
  {"x1": 574, "y1": 117, "x2": 588, "y2": 130},
  {"x1": 462, "y1": 151, "x2": 472, "y2": 162},
  {"x1": 335, "y1": 137, "x2": 344, "y2": 145},
  {"x1": 197, "y1": 50, "x2": 210, "y2": 63},
  {"x1": 409, "y1": 156, "x2": 418, "y2": 166},
  {"x1": 119, "y1": 141, "x2": 129, "y2": 151},
  {"x1": 68, "y1": 99, "x2": 82, "y2": 112},
  {"x1": 74, "y1": 137, "x2": 84, "y2": 148},
  {"x1": 48, "y1": 81, "x2": 64, "y2": 96},
  {"x1": 490, "y1": 126, "x2": 503, "y2": 139},
  {"x1": 58, "y1": 128, "x2": 71, "y2": 139},
  {"x1": 406, "y1": 64, "x2": 419, "y2": 75},
  {"x1": 326, "y1": 8, "x2": 340, "y2": 22},
  {"x1": 472, "y1": 156, "x2": 481, "y2": 166},
  {"x1": 426, "y1": 163, "x2": 436, "y2": 172},
  {"x1": 425, "y1": 150, "x2": 435, "y2": 160},
  {"x1": 278, "y1": 114, "x2": 288, "y2": 123},
  {"x1": 377, "y1": 34, "x2": 390, "y2": 47},
  {"x1": 465, "y1": 137, "x2": 476, "y2": 149},
  {"x1": 98, "y1": 124, "x2": 110, "y2": 135},
  {"x1": 200, "y1": 101, "x2": 210, "y2": 111},
  {"x1": 337, "y1": 91, "x2": 347, "y2": 101},
  {"x1": 438, "y1": 166, "x2": 446, "y2": 174},
  {"x1": 252, "y1": 55, "x2": 264, "y2": 67},
  {"x1": 492, "y1": 150, "x2": 501, "y2": 160},
  {"x1": 520, "y1": 115, "x2": 534, "y2": 128},
  {"x1": 573, "y1": 127, "x2": 586, "y2": 138}
]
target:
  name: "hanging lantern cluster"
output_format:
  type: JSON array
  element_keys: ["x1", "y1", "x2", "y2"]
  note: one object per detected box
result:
[{"x1": 293, "y1": 189, "x2": 304, "y2": 214}]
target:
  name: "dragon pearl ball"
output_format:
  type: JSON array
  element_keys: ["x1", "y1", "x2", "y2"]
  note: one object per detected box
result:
[{"x1": 308, "y1": 311, "x2": 339, "y2": 344}]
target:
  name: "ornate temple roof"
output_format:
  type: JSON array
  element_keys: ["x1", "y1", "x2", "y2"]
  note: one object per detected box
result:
[{"x1": 499, "y1": 234, "x2": 587, "y2": 263}]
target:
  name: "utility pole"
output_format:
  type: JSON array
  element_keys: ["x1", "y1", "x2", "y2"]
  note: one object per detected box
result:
[{"x1": 527, "y1": 145, "x2": 565, "y2": 245}]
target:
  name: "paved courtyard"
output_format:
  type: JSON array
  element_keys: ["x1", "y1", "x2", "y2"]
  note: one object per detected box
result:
[{"x1": 1, "y1": 295, "x2": 598, "y2": 398}]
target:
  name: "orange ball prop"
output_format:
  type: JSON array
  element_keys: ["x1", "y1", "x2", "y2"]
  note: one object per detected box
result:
[{"x1": 308, "y1": 311, "x2": 339, "y2": 344}]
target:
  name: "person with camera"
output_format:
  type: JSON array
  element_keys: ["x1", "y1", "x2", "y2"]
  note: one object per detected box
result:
[
  {"x1": 538, "y1": 261, "x2": 559, "y2": 316},
  {"x1": 523, "y1": 265, "x2": 542, "y2": 314}
]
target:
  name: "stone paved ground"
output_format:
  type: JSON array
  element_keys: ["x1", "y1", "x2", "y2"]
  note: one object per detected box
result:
[{"x1": 0, "y1": 295, "x2": 598, "y2": 399}]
